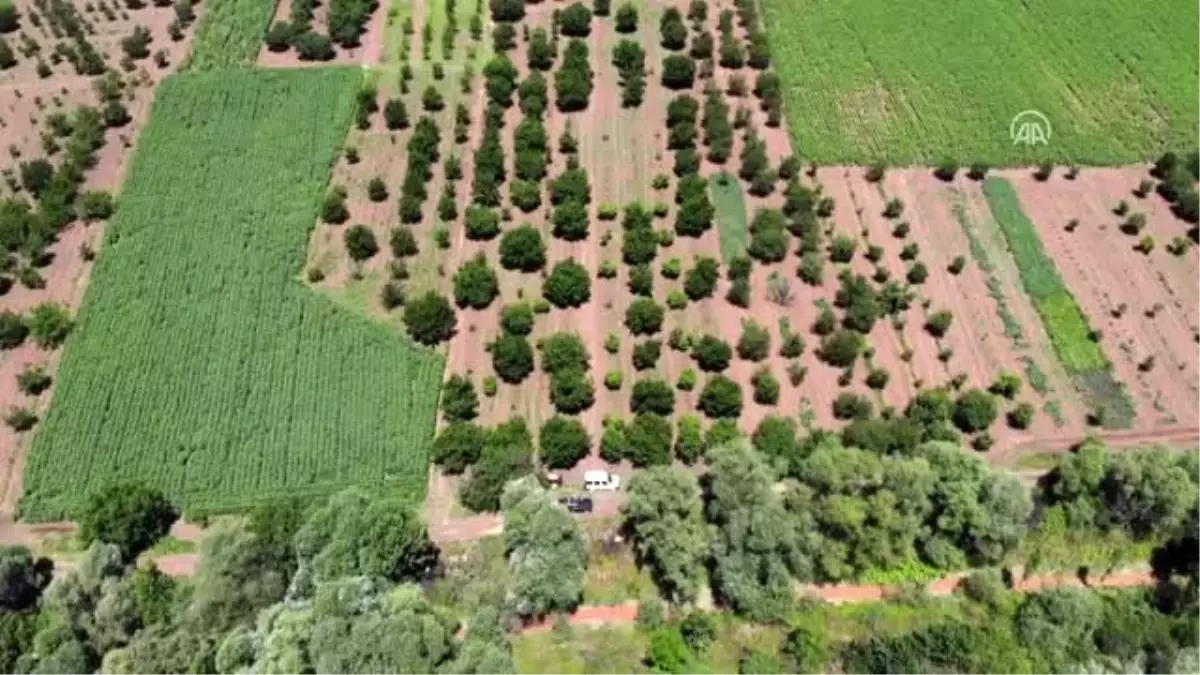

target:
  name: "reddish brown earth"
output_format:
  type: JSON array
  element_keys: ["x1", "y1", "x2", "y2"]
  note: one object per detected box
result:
[
  {"x1": 0, "y1": 1, "x2": 200, "y2": 520},
  {"x1": 257, "y1": 1, "x2": 387, "y2": 67},
  {"x1": 1000, "y1": 168, "x2": 1200, "y2": 430}
]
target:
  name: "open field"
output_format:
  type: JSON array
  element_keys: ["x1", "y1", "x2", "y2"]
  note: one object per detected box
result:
[
  {"x1": 994, "y1": 167, "x2": 1200, "y2": 430},
  {"x1": 20, "y1": 67, "x2": 443, "y2": 519},
  {"x1": 761, "y1": 0, "x2": 1200, "y2": 165},
  {"x1": 184, "y1": 0, "x2": 278, "y2": 70}
]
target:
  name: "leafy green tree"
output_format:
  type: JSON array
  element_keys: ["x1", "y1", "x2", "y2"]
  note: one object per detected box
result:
[
  {"x1": 625, "y1": 298, "x2": 665, "y2": 335},
  {"x1": 543, "y1": 258, "x2": 592, "y2": 308},
  {"x1": 441, "y1": 373, "x2": 479, "y2": 422},
  {"x1": 461, "y1": 419, "x2": 535, "y2": 513},
  {"x1": 815, "y1": 329, "x2": 862, "y2": 368},
  {"x1": 550, "y1": 369, "x2": 595, "y2": 414},
  {"x1": 736, "y1": 319, "x2": 771, "y2": 361},
  {"x1": 294, "y1": 488, "x2": 437, "y2": 582},
  {"x1": 559, "y1": 2, "x2": 592, "y2": 36},
  {"x1": 492, "y1": 333, "x2": 535, "y2": 383},
  {"x1": 691, "y1": 334, "x2": 732, "y2": 372},
  {"x1": 0, "y1": 311, "x2": 28, "y2": 349},
  {"x1": 502, "y1": 477, "x2": 587, "y2": 617},
  {"x1": 26, "y1": 302, "x2": 73, "y2": 349},
  {"x1": 752, "y1": 415, "x2": 798, "y2": 463},
  {"x1": 527, "y1": 28, "x2": 555, "y2": 70},
  {"x1": 539, "y1": 416, "x2": 590, "y2": 469},
  {"x1": 684, "y1": 257, "x2": 720, "y2": 299},
  {"x1": 625, "y1": 468, "x2": 708, "y2": 602},
  {"x1": 0, "y1": 545, "x2": 49, "y2": 612},
  {"x1": 539, "y1": 332, "x2": 590, "y2": 374},
  {"x1": 432, "y1": 421, "x2": 488, "y2": 473},
  {"x1": 403, "y1": 291, "x2": 456, "y2": 345},
  {"x1": 615, "y1": 2, "x2": 638, "y2": 32},
  {"x1": 499, "y1": 224, "x2": 546, "y2": 271},
  {"x1": 675, "y1": 415, "x2": 704, "y2": 464},
  {"x1": 77, "y1": 482, "x2": 177, "y2": 561},
  {"x1": 453, "y1": 253, "x2": 500, "y2": 309},
  {"x1": 698, "y1": 375, "x2": 743, "y2": 419},
  {"x1": 465, "y1": 206, "x2": 502, "y2": 240},
  {"x1": 500, "y1": 302, "x2": 535, "y2": 336},
  {"x1": 631, "y1": 378, "x2": 675, "y2": 415},
  {"x1": 953, "y1": 389, "x2": 998, "y2": 433},
  {"x1": 1015, "y1": 588, "x2": 1103, "y2": 670},
  {"x1": 625, "y1": 413, "x2": 673, "y2": 466}
]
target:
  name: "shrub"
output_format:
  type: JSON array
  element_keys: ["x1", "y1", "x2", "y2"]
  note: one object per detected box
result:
[
  {"x1": 499, "y1": 225, "x2": 546, "y2": 272},
  {"x1": 615, "y1": 2, "x2": 638, "y2": 32},
  {"x1": 816, "y1": 329, "x2": 862, "y2": 368},
  {"x1": 453, "y1": 254, "x2": 500, "y2": 309},
  {"x1": 832, "y1": 392, "x2": 873, "y2": 420},
  {"x1": 492, "y1": 333, "x2": 535, "y2": 383},
  {"x1": 605, "y1": 370, "x2": 624, "y2": 390},
  {"x1": 661, "y1": 54, "x2": 695, "y2": 90},
  {"x1": 953, "y1": 389, "x2": 998, "y2": 433},
  {"x1": 947, "y1": 255, "x2": 967, "y2": 275},
  {"x1": 1007, "y1": 402, "x2": 1035, "y2": 429},
  {"x1": 751, "y1": 368, "x2": 779, "y2": 405},
  {"x1": 540, "y1": 332, "x2": 590, "y2": 374},
  {"x1": 662, "y1": 257, "x2": 683, "y2": 279},
  {"x1": 550, "y1": 369, "x2": 595, "y2": 414},
  {"x1": 691, "y1": 334, "x2": 732, "y2": 372},
  {"x1": 924, "y1": 310, "x2": 954, "y2": 338},
  {"x1": 320, "y1": 188, "x2": 349, "y2": 224},
  {"x1": 552, "y1": 200, "x2": 590, "y2": 241},
  {"x1": 390, "y1": 227, "x2": 419, "y2": 257},
  {"x1": 967, "y1": 163, "x2": 989, "y2": 180},
  {"x1": 631, "y1": 378, "x2": 675, "y2": 415},
  {"x1": 441, "y1": 374, "x2": 479, "y2": 422},
  {"x1": 17, "y1": 365, "x2": 52, "y2": 396},
  {"x1": 403, "y1": 291, "x2": 457, "y2": 345},
  {"x1": 626, "y1": 298, "x2": 665, "y2": 335},
  {"x1": 465, "y1": 206, "x2": 501, "y2": 240},
  {"x1": 675, "y1": 415, "x2": 704, "y2": 463},
  {"x1": 632, "y1": 340, "x2": 662, "y2": 370},
  {"x1": 698, "y1": 375, "x2": 743, "y2": 419},
  {"x1": 989, "y1": 372, "x2": 1022, "y2": 399},
  {"x1": 432, "y1": 422, "x2": 488, "y2": 473},
  {"x1": 736, "y1": 320, "x2": 770, "y2": 362},
  {"x1": 659, "y1": 8, "x2": 687, "y2": 50},
  {"x1": 933, "y1": 160, "x2": 958, "y2": 182},
  {"x1": 539, "y1": 416, "x2": 591, "y2": 469},
  {"x1": 501, "y1": 303, "x2": 535, "y2": 336},
  {"x1": 626, "y1": 413, "x2": 673, "y2": 466},
  {"x1": 543, "y1": 259, "x2": 592, "y2": 308},
  {"x1": 27, "y1": 303, "x2": 72, "y2": 349},
  {"x1": 560, "y1": 2, "x2": 593, "y2": 37},
  {"x1": 676, "y1": 368, "x2": 697, "y2": 391},
  {"x1": 628, "y1": 264, "x2": 654, "y2": 296},
  {"x1": 605, "y1": 333, "x2": 621, "y2": 354},
  {"x1": 865, "y1": 368, "x2": 890, "y2": 390},
  {"x1": 683, "y1": 257, "x2": 720, "y2": 299},
  {"x1": 906, "y1": 262, "x2": 929, "y2": 284}
]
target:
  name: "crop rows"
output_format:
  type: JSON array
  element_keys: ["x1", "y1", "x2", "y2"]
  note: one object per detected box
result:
[
  {"x1": 761, "y1": 0, "x2": 1199, "y2": 165},
  {"x1": 981, "y1": 177, "x2": 1134, "y2": 426},
  {"x1": 185, "y1": 0, "x2": 280, "y2": 70},
  {"x1": 21, "y1": 69, "x2": 444, "y2": 519}
]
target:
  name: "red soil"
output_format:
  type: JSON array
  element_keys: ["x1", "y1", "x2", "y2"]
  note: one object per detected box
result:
[{"x1": 999, "y1": 168, "x2": 1200, "y2": 431}]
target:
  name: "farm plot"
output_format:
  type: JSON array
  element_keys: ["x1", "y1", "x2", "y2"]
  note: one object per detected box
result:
[
  {"x1": 20, "y1": 68, "x2": 444, "y2": 520},
  {"x1": 761, "y1": 0, "x2": 1200, "y2": 165},
  {"x1": 990, "y1": 168, "x2": 1199, "y2": 431},
  {"x1": 184, "y1": 0, "x2": 278, "y2": 70},
  {"x1": 0, "y1": 0, "x2": 203, "y2": 514}
]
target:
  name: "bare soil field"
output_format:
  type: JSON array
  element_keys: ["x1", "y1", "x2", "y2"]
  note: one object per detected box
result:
[
  {"x1": 0, "y1": 0, "x2": 200, "y2": 517},
  {"x1": 1001, "y1": 167, "x2": 1200, "y2": 430}
]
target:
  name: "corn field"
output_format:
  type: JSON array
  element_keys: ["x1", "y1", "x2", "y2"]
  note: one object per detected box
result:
[{"x1": 21, "y1": 69, "x2": 444, "y2": 520}]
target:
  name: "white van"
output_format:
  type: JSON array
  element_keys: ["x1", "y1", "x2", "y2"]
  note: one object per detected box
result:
[{"x1": 583, "y1": 470, "x2": 621, "y2": 492}]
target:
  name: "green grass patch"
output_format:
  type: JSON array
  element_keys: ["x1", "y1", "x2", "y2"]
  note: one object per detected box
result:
[
  {"x1": 22, "y1": 69, "x2": 444, "y2": 520},
  {"x1": 513, "y1": 625, "x2": 649, "y2": 674},
  {"x1": 709, "y1": 172, "x2": 749, "y2": 262},
  {"x1": 981, "y1": 177, "x2": 1134, "y2": 427},
  {"x1": 184, "y1": 0, "x2": 278, "y2": 71},
  {"x1": 859, "y1": 558, "x2": 945, "y2": 586},
  {"x1": 1015, "y1": 506, "x2": 1158, "y2": 576},
  {"x1": 762, "y1": 0, "x2": 1199, "y2": 164}
]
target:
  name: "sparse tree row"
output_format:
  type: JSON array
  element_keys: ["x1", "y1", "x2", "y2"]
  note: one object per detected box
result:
[{"x1": 267, "y1": 0, "x2": 375, "y2": 61}]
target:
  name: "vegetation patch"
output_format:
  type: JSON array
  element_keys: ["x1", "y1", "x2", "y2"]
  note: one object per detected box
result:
[
  {"x1": 762, "y1": 0, "x2": 1199, "y2": 164},
  {"x1": 185, "y1": 0, "x2": 280, "y2": 70},
  {"x1": 981, "y1": 177, "x2": 1133, "y2": 426},
  {"x1": 709, "y1": 172, "x2": 748, "y2": 262},
  {"x1": 22, "y1": 69, "x2": 443, "y2": 520}
]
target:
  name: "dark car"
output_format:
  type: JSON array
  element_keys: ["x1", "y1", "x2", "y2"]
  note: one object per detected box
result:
[{"x1": 558, "y1": 495, "x2": 594, "y2": 513}]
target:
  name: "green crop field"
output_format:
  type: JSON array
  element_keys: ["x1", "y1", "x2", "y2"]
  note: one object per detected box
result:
[
  {"x1": 762, "y1": 0, "x2": 1199, "y2": 165},
  {"x1": 982, "y1": 177, "x2": 1134, "y2": 427},
  {"x1": 185, "y1": 0, "x2": 278, "y2": 71},
  {"x1": 21, "y1": 69, "x2": 444, "y2": 520}
]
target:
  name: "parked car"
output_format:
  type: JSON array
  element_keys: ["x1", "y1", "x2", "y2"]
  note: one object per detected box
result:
[
  {"x1": 558, "y1": 495, "x2": 594, "y2": 513},
  {"x1": 583, "y1": 469, "x2": 621, "y2": 492}
]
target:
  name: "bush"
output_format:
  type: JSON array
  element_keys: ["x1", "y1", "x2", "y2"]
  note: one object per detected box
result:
[
  {"x1": 605, "y1": 370, "x2": 624, "y2": 390},
  {"x1": 295, "y1": 31, "x2": 335, "y2": 61},
  {"x1": 751, "y1": 368, "x2": 779, "y2": 405},
  {"x1": 539, "y1": 416, "x2": 591, "y2": 469},
  {"x1": 465, "y1": 206, "x2": 502, "y2": 240},
  {"x1": 832, "y1": 392, "x2": 873, "y2": 420},
  {"x1": 683, "y1": 257, "x2": 720, "y2": 299},
  {"x1": 989, "y1": 372, "x2": 1022, "y2": 399},
  {"x1": 491, "y1": 0, "x2": 525, "y2": 22},
  {"x1": 661, "y1": 54, "x2": 696, "y2": 90},
  {"x1": 432, "y1": 422, "x2": 487, "y2": 473},
  {"x1": 628, "y1": 264, "x2": 654, "y2": 296},
  {"x1": 26, "y1": 303, "x2": 72, "y2": 349},
  {"x1": 924, "y1": 310, "x2": 954, "y2": 338},
  {"x1": 453, "y1": 254, "x2": 500, "y2": 309},
  {"x1": 321, "y1": 188, "x2": 349, "y2": 224},
  {"x1": 384, "y1": 98, "x2": 409, "y2": 130},
  {"x1": 77, "y1": 482, "x2": 177, "y2": 561},
  {"x1": 343, "y1": 225, "x2": 379, "y2": 263},
  {"x1": 441, "y1": 374, "x2": 479, "y2": 422},
  {"x1": 625, "y1": 298, "x2": 665, "y2": 335},
  {"x1": 953, "y1": 389, "x2": 998, "y2": 433},
  {"x1": 631, "y1": 378, "x2": 675, "y2": 415},
  {"x1": 676, "y1": 368, "x2": 697, "y2": 391},
  {"x1": 615, "y1": 2, "x2": 638, "y2": 32},
  {"x1": 501, "y1": 302, "x2": 535, "y2": 336},
  {"x1": 675, "y1": 415, "x2": 704, "y2": 463},
  {"x1": 816, "y1": 329, "x2": 862, "y2": 368},
  {"x1": 492, "y1": 333, "x2": 535, "y2": 383},
  {"x1": 552, "y1": 200, "x2": 590, "y2": 241},
  {"x1": 390, "y1": 228, "x2": 419, "y2": 258},
  {"x1": 698, "y1": 375, "x2": 743, "y2": 419},
  {"x1": 667, "y1": 290, "x2": 688, "y2": 310},
  {"x1": 625, "y1": 413, "x2": 673, "y2": 466},
  {"x1": 403, "y1": 291, "x2": 457, "y2": 345},
  {"x1": 736, "y1": 320, "x2": 771, "y2": 361},
  {"x1": 543, "y1": 259, "x2": 592, "y2": 308},
  {"x1": 560, "y1": 2, "x2": 593, "y2": 37},
  {"x1": 540, "y1": 332, "x2": 590, "y2": 375},
  {"x1": 499, "y1": 225, "x2": 546, "y2": 272},
  {"x1": 933, "y1": 160, "x2": 958, "y2": 182},
  {"x1": 865, "y1": 368, "x2": 890, "y2": 390},
  {"x1": 632, "y1": 340, "x2": 662, "y2": 370},
  {"x1": 691, "y1": 334, "x2": 732, "y2": 372},
  {"x1": 550, "y1": 369, "x2": 596, "y2": 414},
  {"x1": 1007, "y1": 402, "x2": 1035, "y2": 429},
  {"x1": 16, "y1": 365, "x2": 52, "y2": 396},
  {"x1": 660, "y1": 8, "x2": 688, "y2": 50}
]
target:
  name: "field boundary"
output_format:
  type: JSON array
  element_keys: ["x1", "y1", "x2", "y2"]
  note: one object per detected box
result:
[{"x1": 981, "y1": 177, "x2": 1136, "y2": 427}]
